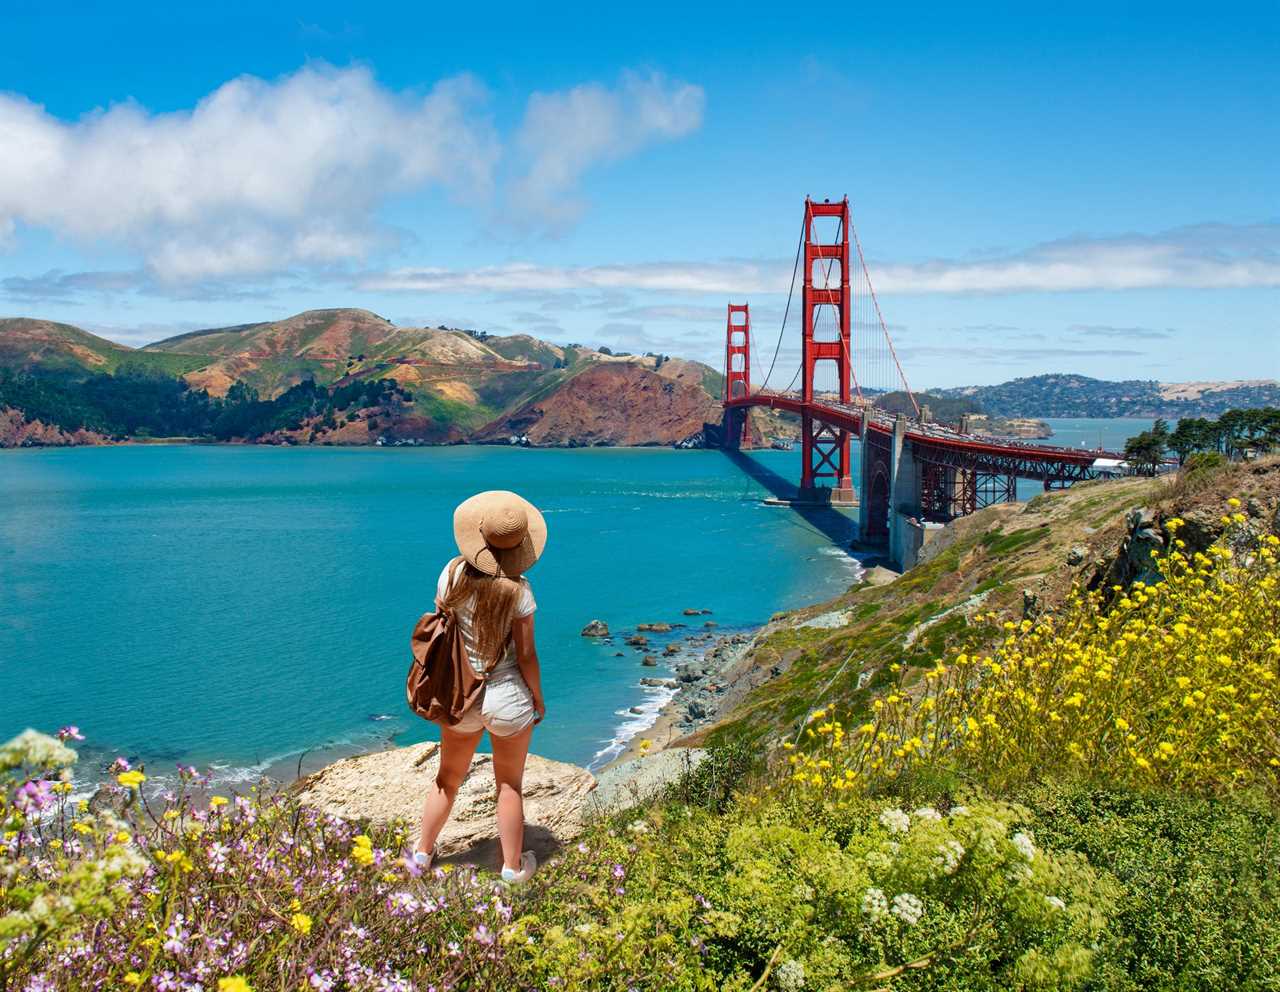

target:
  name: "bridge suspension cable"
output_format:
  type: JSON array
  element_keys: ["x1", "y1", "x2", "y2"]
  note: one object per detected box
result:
[
  {"x1": 746, "y1": 198, "x2": 920, "y2": 418},
  {"x1": 849, "y1": 210, "x2": 919, "y2": 417},
  {"x1": 755, "y1": 211, "x2": 806, "y2": 394}
]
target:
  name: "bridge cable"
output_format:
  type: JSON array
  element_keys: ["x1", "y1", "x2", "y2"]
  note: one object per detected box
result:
[
  {"x1": 756, "y1": 210, "x2": 807, "y2": 394},
  {"x1": 849, "y1": 211, "x2": 920, "y2": 417}
]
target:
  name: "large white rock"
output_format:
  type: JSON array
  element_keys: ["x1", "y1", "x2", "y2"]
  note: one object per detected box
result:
[{"x1": 294, "y1": 741, "x2": 596, "y2": 866}]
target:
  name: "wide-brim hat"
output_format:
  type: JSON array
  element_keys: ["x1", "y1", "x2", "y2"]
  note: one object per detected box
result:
[{"x1": 453, "y1": 490, "x2": 547, "y2": 578}]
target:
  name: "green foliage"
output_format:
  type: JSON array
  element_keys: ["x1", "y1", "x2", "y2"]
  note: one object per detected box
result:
[
  {"x1": 934, "y1": 375, "x2": 1280, "y2": 419},
  {"x1": 1130, "y1": 408, "x2": 1280, "y2": 468},
  {"x1": 877, "y1": 390, "x2": 981, "y2": 422},
  {"x1": 0, "y1": 366, "x2": 410, "y2": 442},
  {"x1": 1123, "y1": 420, "x2": 1169, "y2": 476},
  {"x1": 1021, "y1": 784, "x2": 1280, "y2": 991}
]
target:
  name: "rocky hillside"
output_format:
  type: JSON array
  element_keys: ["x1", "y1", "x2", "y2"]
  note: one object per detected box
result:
[
  {"x1": 473, "y1": 360, "x2": 722, "y2": 446},
  {"x1": 0, "y1": 310, "x2": 724, "y2": 447},
  {"x1": 678, "y1": 456, "x2": 1280, "y2": 752},
  {"x1": 938, "y1": 373, "x2": 1280, "y2": 418}
]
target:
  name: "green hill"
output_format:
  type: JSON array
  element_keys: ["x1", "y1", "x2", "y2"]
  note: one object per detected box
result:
[{"x1": 937, "y1": 373, "x2": 1280, "y2": 418}]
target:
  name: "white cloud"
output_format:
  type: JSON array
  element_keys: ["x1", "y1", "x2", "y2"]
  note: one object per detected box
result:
[
  {"x1": 873, "y1": 224, "x2": 1280, "y2": 294},
  {"x1": 510, "y1": 71, "x2": 704, "y2": 228},
  {"x1": 355, "y1": 222, "x2": 1280, "y2": 299},
  {"x1": 0, "y1": 65, "x2": 500, "y2": 281},
  {"x1": 357, "y1": 259, "x2": 775, "y2": 294}
]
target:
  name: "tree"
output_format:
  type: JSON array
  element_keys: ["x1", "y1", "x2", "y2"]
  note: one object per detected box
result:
[
  {"x1": 1168, "y1": 417, "x2": 1211, "y2": 464},
  {"x1": 1124, "y1": 430, "x2": 1166, "y2": 476}
]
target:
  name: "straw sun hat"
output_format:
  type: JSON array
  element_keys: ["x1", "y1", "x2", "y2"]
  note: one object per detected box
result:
[{"x1": 452, "y1": 490, "x2": 547, "y2": 578}]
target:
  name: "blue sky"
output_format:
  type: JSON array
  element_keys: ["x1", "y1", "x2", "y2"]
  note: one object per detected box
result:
[{"x1": 1, "y1": 2, "x2": 1276, "y2": 387}]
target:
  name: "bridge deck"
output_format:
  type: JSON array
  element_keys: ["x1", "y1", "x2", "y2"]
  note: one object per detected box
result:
[{"x1": 725, "y1": 392, "x2": 1123, "y2": 469}]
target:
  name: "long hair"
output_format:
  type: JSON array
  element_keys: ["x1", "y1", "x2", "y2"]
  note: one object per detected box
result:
[{"x1": 441, "y1": 559, "x2": 521, "y2": 664}]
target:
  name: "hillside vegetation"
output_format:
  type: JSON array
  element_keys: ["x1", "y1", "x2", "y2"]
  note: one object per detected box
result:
[
  {"x1": 938, "y1": 373, "x2": 1280, "y2": 418},
  {"x1": 0, "y1": 311, "x2": 723, "y2": 447},
  {"x1": 3, "y1": 459, "x2": 1277, "y2": 990}
]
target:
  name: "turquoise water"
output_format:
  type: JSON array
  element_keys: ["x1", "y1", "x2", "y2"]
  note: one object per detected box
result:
[{"x1": 0, "y1": 446, "x2": 864, "y2": 782}]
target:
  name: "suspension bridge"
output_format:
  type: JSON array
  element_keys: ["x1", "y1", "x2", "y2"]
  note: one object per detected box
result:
[{"x1": 718, "y1": 196, "x2": 1121, "y2": 568}]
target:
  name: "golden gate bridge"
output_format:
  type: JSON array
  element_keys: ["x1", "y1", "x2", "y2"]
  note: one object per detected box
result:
[{"x1": 719, "y1": 196, "x2": 1122, "y2": 567}]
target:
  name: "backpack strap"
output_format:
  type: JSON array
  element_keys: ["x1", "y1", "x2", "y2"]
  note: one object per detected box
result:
[{"x1": 435, "y1": 555, "x2": 467, "y2": 611}]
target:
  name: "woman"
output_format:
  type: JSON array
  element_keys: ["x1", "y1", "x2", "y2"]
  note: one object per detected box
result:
[{"x1": 415, "y1": 490, "x2": 547, "y2": 884}]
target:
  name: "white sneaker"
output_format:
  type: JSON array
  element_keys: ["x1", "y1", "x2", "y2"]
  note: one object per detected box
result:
[
  {"x1": 500, "y1": 851, "x2": 537, "y2": 884},
  {"x1": 412, "y1": 846, "x2": 434, "y2": 870}
]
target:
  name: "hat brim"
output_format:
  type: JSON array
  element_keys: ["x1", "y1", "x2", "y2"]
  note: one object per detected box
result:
[{"x1": 453, "y1": 490, "x2": 547, "y2": 578}]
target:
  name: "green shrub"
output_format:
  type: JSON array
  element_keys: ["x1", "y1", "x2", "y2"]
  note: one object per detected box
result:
[{"x1": 1022, "y1": 784, "x2": 1280, "y2": 991}]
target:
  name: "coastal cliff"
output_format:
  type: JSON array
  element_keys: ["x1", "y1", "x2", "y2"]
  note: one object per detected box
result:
[{"x1": 472, "y1": 361, "x2": 721, "y2": 446}]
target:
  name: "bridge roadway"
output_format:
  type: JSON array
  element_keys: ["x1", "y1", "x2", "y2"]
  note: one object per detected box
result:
[{"x1": 724, "y1": 391, "x2": 1121, "y2": 480}]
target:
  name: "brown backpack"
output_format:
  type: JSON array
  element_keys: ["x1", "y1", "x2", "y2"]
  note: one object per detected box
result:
[{"x1": 405, "y1": 558, "x2": 490, "y2": 726}]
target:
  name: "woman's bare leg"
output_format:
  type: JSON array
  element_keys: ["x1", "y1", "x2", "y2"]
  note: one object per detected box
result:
[
  {"x1": 418, "y1": 726, "x2": 483, "y2": 857},
  {"x1": 490, "y1": 723, "x2": 534, "y2": 871}
]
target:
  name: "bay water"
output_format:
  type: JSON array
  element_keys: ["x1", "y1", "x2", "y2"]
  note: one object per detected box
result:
[
  {"x1": 0, "y1": 417, "x2": 1156, "y2": 786},
  {"x1": 0, "y1": 445, "x2": 863, "y2": 785}
]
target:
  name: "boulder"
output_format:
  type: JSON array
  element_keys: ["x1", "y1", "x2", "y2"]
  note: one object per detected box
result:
[
  {"x1": 1066, "y1": 546, "x2": 1087, "y2": 566},
  {"x1": 636, "y1": 622, "x2": 672, "y2": 633},
  {"x1": 663, "y1": 644, "x2": 680, "y2": 657},
  {"x1": 581, "y1": 620, "x2": 610, "y2": 637},
  {"x1": 703, "y1": 620, "x2": 718, "y2": 628},
  {"x1": 625, "y1": 634, "x2": 650, "y2": 648},
  {"x1": 640, "y1": 677, "x2": 677, "y2": 688},
  {"x1": 682, "y1": 608, "x2": 712, "y2": 616},
  {"x1": 294, "y1": 742, "x2": 596, "y2": 865},
  {"x1": 641, "y1": 655, "x2": 659, "y2": 667}
]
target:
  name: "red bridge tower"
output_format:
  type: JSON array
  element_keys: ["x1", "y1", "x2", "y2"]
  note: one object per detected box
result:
[
  {"x1": 801, "y1": 197, "x2": 854, "y2": 502},
  {"x1": 723, "y1": 303, "x2": 752, "y2": 448}
]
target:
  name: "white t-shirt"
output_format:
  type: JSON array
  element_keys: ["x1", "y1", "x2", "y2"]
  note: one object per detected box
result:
[{"x1": 436, "y1": 561, "x2": 536, "y2": 678}]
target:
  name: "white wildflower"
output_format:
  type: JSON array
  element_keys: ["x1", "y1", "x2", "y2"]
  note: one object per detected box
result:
[
  {"x1": 861, "y1": 887, "x2": 888, "y2": 921},
  {"x1": 627, "y1": 820, "x2": 650, "y2": 835},
  {"x1": 912, "y1": 806, "x2": 942, "y2": 822},
  {"x1": 1006, "y1": 862, "x2": 1033, "y2": 884},
  {"x1": 1044, "y1": 895, "x2": 1066, "y2": 911},
  {"x1": 933, "y1": 839, "x2": 965, "y2": 875},
  {"x1": 879, "y1": 808, "x2": 911, "y2": 834},
  {"x1": 1011, "y1": 831, "x2": 1037, "y2": 861},
  {"x1": 0, "y1": 730, "x2": 78, "y2": 771},
  {"x1": 890, "y1": 892, "x2": 924, "y2": 926},
  {"x1": 949, "y1": 805, "x2": 970, "y2": 818},
  {"x1": 776, "y1": 958, "x2": 806, "y2": 991}
]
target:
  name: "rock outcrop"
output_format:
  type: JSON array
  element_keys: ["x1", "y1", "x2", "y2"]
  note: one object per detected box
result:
[
  {"x1": 472, "y1": 363, "x2": 721, "y2": 447},
  {"x1": 294, "y1": 742, "x2": 596, "y2": 865},
  {"x1": 0, "y1": 407, "x2": 110, "y2": 447}
]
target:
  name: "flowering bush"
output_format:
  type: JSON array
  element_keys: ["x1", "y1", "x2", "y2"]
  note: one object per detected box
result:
[
  {"x1": 1, "y1": 724, "x2": 1119, "y2": 991},
  {"x1": 789, "y1": 504, "x2": 1280, "y2": 798},
  {"x1": 669, "y1": 797, "x2": 1113, "y2": 990},
  {"x1": 1, "y1": 735, "x2": 695, "y2": 991}
]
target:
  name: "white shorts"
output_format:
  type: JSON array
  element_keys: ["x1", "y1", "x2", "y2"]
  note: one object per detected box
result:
[{"x1": 450, "y1": 672, "x2": 536, "y2": 737}]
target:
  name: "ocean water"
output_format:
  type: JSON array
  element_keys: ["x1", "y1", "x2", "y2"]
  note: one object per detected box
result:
[
  {"x1": 0, "y1": 418, "x2": 1154, "y2": 785},
  {"x1": 0, "y1": 445, "x2": 864, "y2": 783}
]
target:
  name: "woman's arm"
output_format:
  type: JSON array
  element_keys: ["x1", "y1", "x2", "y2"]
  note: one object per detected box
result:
[{"x1": 512, "y1": 614, "x2": 545, "y2": 724}]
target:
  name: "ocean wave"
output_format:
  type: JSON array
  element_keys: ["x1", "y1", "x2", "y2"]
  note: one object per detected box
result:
[{"x1": 586, "y1": 682, "x2": 678, "y2": 771}]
